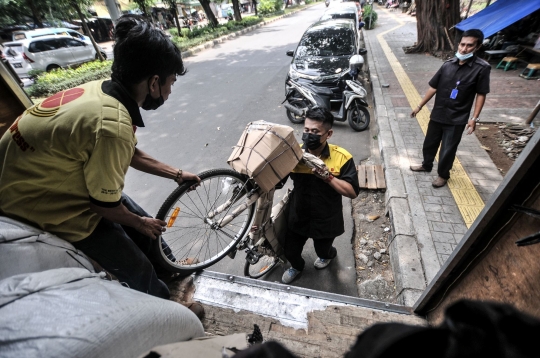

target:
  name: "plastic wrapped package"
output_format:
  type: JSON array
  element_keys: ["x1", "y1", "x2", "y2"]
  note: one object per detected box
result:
[
  {"x1": 0, "y1": 268, "x2": 205, "y2": 358},
  {"x1": 0, "y1": 216, "x2": 94, "y2": 281}
]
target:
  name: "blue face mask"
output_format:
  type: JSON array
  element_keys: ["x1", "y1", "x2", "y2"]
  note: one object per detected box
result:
[{"x1": 455, "y1": 52, "x2": 474, "y2": 61}]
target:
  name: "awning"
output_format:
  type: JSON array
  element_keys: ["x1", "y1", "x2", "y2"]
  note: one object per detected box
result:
[{"x1": 455, "y1": 0, "x2": 540, "y2": 39}]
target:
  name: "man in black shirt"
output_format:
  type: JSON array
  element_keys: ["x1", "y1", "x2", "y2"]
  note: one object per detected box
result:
[
  {"x1": 282, "y1": 108, "x2": 360, "y2": 284},
  {"x1": 410, "y1": 29, "x2": 491, "y2": 188}
]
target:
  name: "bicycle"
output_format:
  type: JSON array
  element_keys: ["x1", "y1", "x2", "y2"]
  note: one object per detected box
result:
[{"x1": 153, "y1": 152, "x2": 327, "y2": 279}]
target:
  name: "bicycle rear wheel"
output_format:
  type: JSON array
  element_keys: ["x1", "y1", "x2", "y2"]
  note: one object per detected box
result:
[
  {"x1": 155, "y1": 169, "x2": 255, "y2": 274},
  {"x1": 244, "y1": 254, "x2": 279, "y2": 279}
]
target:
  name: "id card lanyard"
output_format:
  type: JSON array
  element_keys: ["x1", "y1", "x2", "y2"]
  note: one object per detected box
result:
[{"x1": 450, "y1": 81, "x2": 460, "y2": 99}]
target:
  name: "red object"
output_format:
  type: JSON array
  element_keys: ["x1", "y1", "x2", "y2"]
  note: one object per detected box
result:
[
  {"x1": 324, "y1": 174, "x2": 334, "y2": 183},
  {"x1": 41, "y1": 88, "x2": 85, "y2": 108},
  {"x1": 22, "y1": 53, "x2": 34, "y2": 63}
]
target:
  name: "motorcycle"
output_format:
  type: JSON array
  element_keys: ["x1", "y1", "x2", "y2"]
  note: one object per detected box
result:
[{"x1": 283, "y1": 55, "x2": 370, "y2": 132}]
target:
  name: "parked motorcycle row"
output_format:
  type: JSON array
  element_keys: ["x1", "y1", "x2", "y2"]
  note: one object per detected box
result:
[{"x1": 282, "y1": 2, "x2": 371, "y2": 132}]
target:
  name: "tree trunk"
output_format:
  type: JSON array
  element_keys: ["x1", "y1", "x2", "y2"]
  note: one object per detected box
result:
[
  {"x1": 72, "y1": 2, "x2": 105, "y2": 61},
  {"x1": 405, "y1": 0, "x2": 460, "y2": 55},
  {"x1": 198, "y1": 0, "x2": 219, "y2": 26},
  {"x1": 232, "y1": 0, "x2": 242, "y2": 21},
  {"x1": 25, "y1": 0, "x2": 44, "y2": 28},
  {"x1": 171, "y1": 5, "x2": 182, "y2": 34}
]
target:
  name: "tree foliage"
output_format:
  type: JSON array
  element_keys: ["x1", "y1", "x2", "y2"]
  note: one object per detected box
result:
[
  {"x1": 0, "y1": 0, "x2": 94, "y2": 28},
  {"x1": 130, "y1": 0, "x2": 154, "y2": 16},
  {"x1": 405, "y1": 0, "x2": 460, "y2": 55}
]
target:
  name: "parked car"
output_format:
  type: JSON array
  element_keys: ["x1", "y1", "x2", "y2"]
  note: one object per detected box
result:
[
  {"x1": 3, "y1": 35, "x2": 101, "y2": 78},
  {"x1": 13, "y1": 27, "x2": 87, "y2": 44},
  {"x1": 319, "y1": 2, "x2": 362, "y2": 30},
  {"x1": 285, "y1": 19, "x2": 364, "y2": 109},
  {"x1": 0, "y1": 25, "x2": 31, "y2": 41}
]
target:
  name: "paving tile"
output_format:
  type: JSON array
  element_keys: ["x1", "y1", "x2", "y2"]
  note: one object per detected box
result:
[
  {"x1": 431, "y1": 221, "x2": 454, "y2": 233},
  {"x1": 442, "y1": 205, "x2": 461, "y2": 215},
  {"x1": 452, "y1": 224, "x2": 468, "y2": 234},
  {"x1": 418, "y1": 187, "x2": 433, "y2": 196},
  {"x1": 441, "y1": 213, "x2": 464, "y2": 224},
  {"x1": 423, "y1": 203, "x2": 443, "y2": 212},
  {"x1": 423, "y1": 195, "x2": 443, "y2": 204},
  {"x1": 434, "y1": 242, "x2": 453, "y2": 255},
  {"x1": 425, "y1": 211, "x2": 442, "y2": 221},
  {"x1": 453, "y1": 233, "x2": 465, "y2": 242},
  {"x1": 417, "y1": 181, "x2": 434, "y2": 189},
  {"x1": 431, "y1": 231, "x2": 456, "y2": 244},
  {"x1": 441, "y1": 196, "x2": 457, "y2": 205}
]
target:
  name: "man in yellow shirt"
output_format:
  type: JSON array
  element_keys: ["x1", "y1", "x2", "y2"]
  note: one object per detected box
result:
[{"x1": 0, "y1": 15, "x2": 199, "y2": 300}]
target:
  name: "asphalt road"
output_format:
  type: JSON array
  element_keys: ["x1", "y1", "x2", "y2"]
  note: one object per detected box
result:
[{"x1": 125, "y1": 4, "x2": 372, "y2": 296}]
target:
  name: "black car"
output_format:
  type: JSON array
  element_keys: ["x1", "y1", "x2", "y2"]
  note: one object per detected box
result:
[{"x1": 285, "y1": 19, "x2": 364, "y2": 108}]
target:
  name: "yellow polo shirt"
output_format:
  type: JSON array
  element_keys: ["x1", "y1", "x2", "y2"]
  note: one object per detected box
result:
[{"x1": 0, "y1": 80, "x2": 137, "y2": 242}]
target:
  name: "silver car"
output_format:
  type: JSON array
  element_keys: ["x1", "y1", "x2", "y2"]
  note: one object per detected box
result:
[{"x1": 3, "y1": 35, "x2": 99, "y2": 77}]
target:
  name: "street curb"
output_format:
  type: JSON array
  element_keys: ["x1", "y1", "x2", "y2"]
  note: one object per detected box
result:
[
  {"x1": 362, "y1": 29, "x2": 427, "y2": 307},
  {"x1": 180, "y1": 6, "x2": 315, "y2": 60}
]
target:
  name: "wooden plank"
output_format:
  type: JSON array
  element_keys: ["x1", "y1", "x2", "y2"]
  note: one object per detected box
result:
[
  {"x1": 366, "y1": 166, "x2": 377, "y2": 189},
  {"x1": 374, "y1": 165, "x2": 386, "y2": 189},
  {"x1": 357, "y1": 165, "x2": 367, "y2": 189}
]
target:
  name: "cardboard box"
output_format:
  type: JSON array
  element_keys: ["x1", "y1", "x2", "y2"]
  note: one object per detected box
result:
[{"x1": 228, "y1": 121, "x2": 303, "y2": 192}]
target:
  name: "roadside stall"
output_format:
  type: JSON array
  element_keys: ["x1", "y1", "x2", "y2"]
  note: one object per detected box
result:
[{"x1": 455, "y1": 0, "x2": 540, "y2": 73}]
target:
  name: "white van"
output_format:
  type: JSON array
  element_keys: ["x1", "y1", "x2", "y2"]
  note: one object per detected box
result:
[{"x1": 3, "y1": 35, "x2": 99, "y2": 77}]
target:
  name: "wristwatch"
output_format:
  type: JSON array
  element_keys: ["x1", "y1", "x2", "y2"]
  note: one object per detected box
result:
[{"x1": 471, "y1": 117, "x2": 480, "y2": 123}]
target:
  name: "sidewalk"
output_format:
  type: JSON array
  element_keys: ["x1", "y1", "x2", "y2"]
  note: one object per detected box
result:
[{"x1": 364, "y1": 8, "x2": 540, "y2": 306}]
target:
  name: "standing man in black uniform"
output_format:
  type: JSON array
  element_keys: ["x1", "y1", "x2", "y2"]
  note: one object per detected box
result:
[
  {"x1": 282, "y1": 108, "x2": 360, "y2": 284},
  {"x1": 410, "y1": 29, "x2": 491, "y2": 188}
]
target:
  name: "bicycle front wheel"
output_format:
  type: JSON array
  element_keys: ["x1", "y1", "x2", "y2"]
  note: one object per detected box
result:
[{"x1": 155, "y1": 169, "x2": 256, "y2": 274}]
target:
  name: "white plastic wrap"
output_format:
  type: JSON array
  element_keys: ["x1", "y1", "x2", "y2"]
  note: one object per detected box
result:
[
  {"x1": 0, "y1": 216, "x2": 94, "y2": 281},
  {"x1": 0, "y1": 217, "x2": 205, "y2": 357},
  {"x1": 0, "y1": 268, "x2": 205, "y2": 358}
]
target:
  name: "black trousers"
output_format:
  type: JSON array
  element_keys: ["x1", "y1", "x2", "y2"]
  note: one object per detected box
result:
[
  {"x1": 284, "y1": 229, "x2": 337, "y2": 271},
  {"x1": 73, "y1": 194, "x2": 170, "y2": 299},
  {"x1": 422, "y1": 120, "x2": 466, "y2": 180}
]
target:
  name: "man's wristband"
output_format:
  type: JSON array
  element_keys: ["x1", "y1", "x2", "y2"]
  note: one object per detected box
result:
[
  {"x1": 174, "y1": 169, "x2": 183, "y2": 182},
  {"x1": 470, "y1": 117, "x2": 480, "y2": 123},
  {"x1": 417, "y1": 104, "x2": 423, "y2": 110},
  {"x1": 324, "y1": 174, "x2": 334, "y2": 183}
]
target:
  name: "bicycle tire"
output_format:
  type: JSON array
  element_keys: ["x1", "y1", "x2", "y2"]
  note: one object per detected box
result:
[
  {"x1": 244, "y1": 255, "x2": 279, "y2": 279},
  {"x1": 155, "y1": 168, "x2": 255, "y2": 274}
]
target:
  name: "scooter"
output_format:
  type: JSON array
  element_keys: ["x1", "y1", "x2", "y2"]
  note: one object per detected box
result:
[{"x1": 283, "y1": 55, "x2": 370, "y2": 132}]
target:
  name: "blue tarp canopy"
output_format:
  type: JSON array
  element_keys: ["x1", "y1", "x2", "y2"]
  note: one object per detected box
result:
[{"x1": 455, "y1": 0, "x2": 540, "y2": 39}]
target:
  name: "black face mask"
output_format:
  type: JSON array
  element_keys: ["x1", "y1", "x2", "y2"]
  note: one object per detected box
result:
[
  {"x1": 141, "y1": 80, "x2": 164, "y2": 111},
  {"x1": 302, "y1": 132, "x2": 323, "y2": 150}
]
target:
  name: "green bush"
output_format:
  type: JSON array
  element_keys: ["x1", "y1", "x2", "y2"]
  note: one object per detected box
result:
[
  {"x1": 363, "y1": 5, "x2": 378, "y2": 30},
  {"x1": 26, "y1": 60, "x2": 112, "y2": 98},
  {"x1": 169, "y1": 27, "x2": 179, "y2": 36},
  {"x1": 258, "y1": 0, "x2": 277, "y2": 15},
  {"x1": 170, "y1": 16, "x2": 264, "y2": 51}
]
